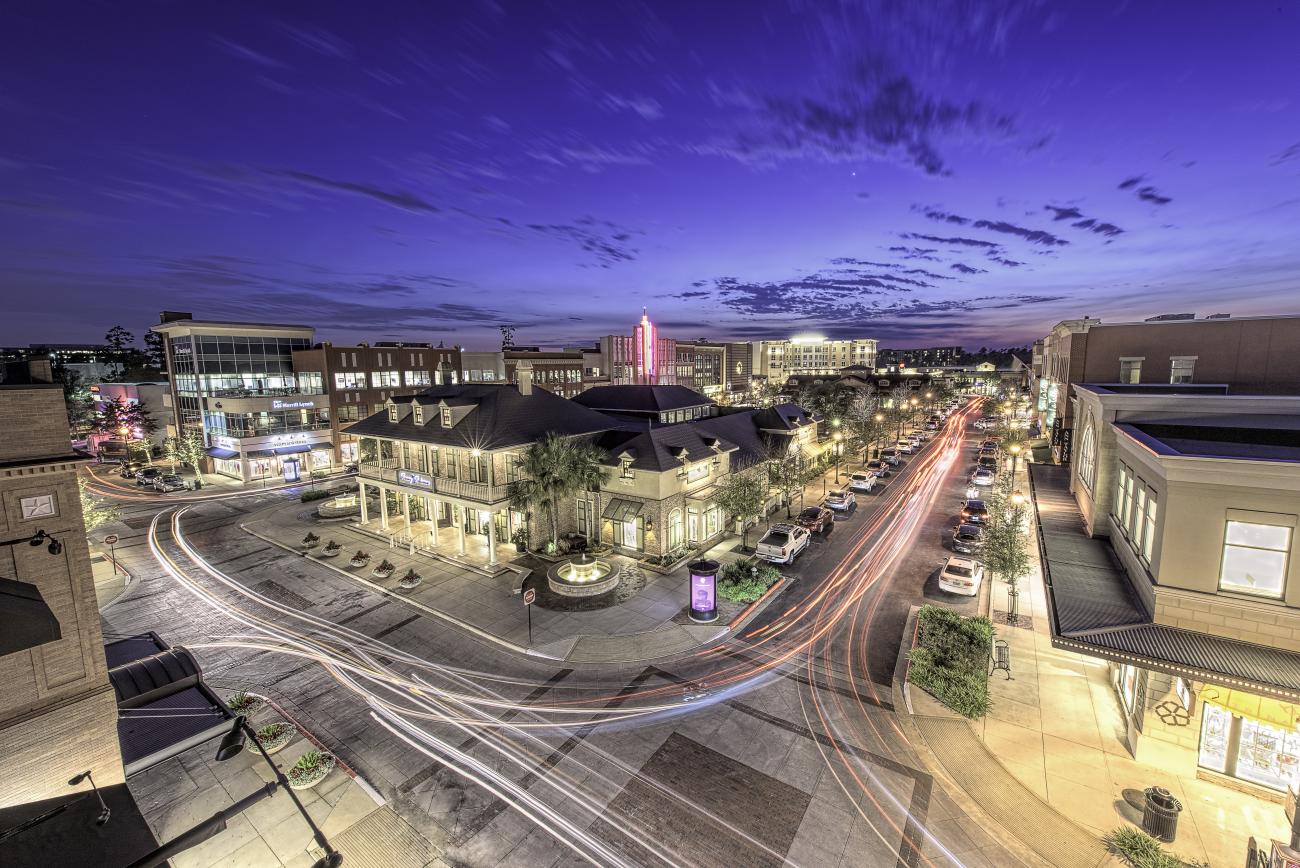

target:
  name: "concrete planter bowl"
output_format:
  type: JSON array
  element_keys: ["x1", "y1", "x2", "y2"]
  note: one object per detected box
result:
[
  {"x1": 226, "y1": 690, "x2": 265, "y2": 716},
  {"x1": 398, "y1": 570, "x2": 422, "y2": 590},
  {"x1": 317, "y1": 541, "x2": 342, "y2": 558},
  {"x1": 372, "y1": 560, "x2": 396, "y2": 580},
  {"x1": 249, "y1": 722, "x2": 296, "y2": 756},
  {"x1": 287, "y1": 751, "x2": 336, "y2": 791},
  {"x1": 348, "y1": 552, "x2": 371, "y2": 569},
  {"x1": 301, "y1": 533, "x2": 320, "y2": 549}
]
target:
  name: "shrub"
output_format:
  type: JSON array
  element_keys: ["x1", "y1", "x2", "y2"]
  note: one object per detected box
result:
[
  {"x1": 228, "y1": 691, "x2": 260, "y2": 714},
  {"x1": 907, "y1": 605, "x2": 995, "y2": 719},
  {"x1": 717, "y1": 558, "x2": 780, "y2": 603},
  {"x1": 250, "y1": 722, "x2": 295, "y2": 754},
  {"x1": 302, "y1": 532, "x2": 319, "y2": 544},
  {"x1": 300, "y1": 489, "x2": 332, "y2": 502},
  {"x1": 287, "y1": 750, "x2": 336, "y2": 788},
  {"x1": 1104, "y1": 826, "x2": 1208, "y2": 868}
]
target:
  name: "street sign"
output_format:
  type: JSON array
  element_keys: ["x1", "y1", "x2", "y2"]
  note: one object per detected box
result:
[
  {"x1": 103, "y1": 534, "x2": 120, "y2": 577},
  {"x1": 522, "y1": 588, "x2": 536, "y2": 606},
  {"x1": 103, "y1": 534, "x2": 118, "y2": 545}
]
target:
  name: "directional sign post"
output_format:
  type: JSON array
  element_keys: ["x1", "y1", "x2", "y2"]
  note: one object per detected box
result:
[
  {"x1": 103, "y1": 534, "x2": 119, "y2": 576},
  {"x1": 522, "y1": 587, "x2": 536, "y2": 645}
]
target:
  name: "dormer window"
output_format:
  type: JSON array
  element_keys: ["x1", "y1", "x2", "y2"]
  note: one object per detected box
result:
[
  {"x1": 387, "y1": 405, "x2": 398, "y2": 422},
  {"x1": 413, "y1": 404, "x2": 424, "y2": 425},
  {"x1": 440, "y1": 406, "x2": 452, "y2": 428},
  {"x1": 620, "y1": 457, "x2": 635, "y2": 479}
]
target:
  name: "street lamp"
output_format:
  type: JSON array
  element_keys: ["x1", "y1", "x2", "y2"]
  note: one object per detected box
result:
[
  {"x1": 1008, "y1": 442, "x2": 1023, "y2": 477},
  {"x1": 1011, "y1": 489, "x2": 1025, "y2": 506},
  {"x1": 832, "y1": 431, "x2": 843, "y2": 483}
]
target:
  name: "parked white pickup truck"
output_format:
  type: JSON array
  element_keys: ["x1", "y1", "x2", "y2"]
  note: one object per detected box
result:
[{"x1": 755, "y1": 523, "x2": 810, "y2": 564}]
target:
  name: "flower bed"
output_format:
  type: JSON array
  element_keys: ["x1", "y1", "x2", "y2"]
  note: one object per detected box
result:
[
  {"x1": 287, "y1": 750, "x2": 336, "y2": 790},
  {"x1": 300, "y1": 489, "x2": 332, "y2": 503},
  {"x1": 717, "y1": 558, "x2": 780, "y2": 603},
  {"x1": 397, "y1": 569, "x2": 422, "y2": 589},
  {"x1": 907, "y1": 605, "x2": 995, "y2": 719},
  {"x1": 249, "y1": 721, "x2": 296, "y2": 756}
]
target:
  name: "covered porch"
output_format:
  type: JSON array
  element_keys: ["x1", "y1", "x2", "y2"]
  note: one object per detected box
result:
[{"x1": 355, "y1": 478, "x2": 521, "y2": 569}]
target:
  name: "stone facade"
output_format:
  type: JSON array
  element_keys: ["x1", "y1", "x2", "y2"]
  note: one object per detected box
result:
[{"x1": 0, "y1": 385, "x2": 125, "y2": 809}]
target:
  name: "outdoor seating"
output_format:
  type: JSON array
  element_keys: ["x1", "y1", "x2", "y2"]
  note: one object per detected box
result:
[{"x1": 989, "y1": 638, "x2": 1012, "y2": 679}]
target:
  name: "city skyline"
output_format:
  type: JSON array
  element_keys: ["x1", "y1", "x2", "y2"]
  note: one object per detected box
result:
[{"x1": 3, "y1": 1, "x2": 1299, "y2": 349}]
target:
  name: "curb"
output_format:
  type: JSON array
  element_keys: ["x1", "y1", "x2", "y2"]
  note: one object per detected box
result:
[
  {"x1": 240, "y1": 521, "x2": 531, "y2": 658},
  {"x1": 891, "y1": 605, "x2": 1055, "y2": 868}
]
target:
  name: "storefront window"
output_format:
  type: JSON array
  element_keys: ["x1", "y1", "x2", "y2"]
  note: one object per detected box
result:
[
  {"x1": 1199, "y1": 701, "x2": 1300, "y2": 791},
  {"x1": 1199, "y1": 702, "x2": 1230, "y2": 774}
]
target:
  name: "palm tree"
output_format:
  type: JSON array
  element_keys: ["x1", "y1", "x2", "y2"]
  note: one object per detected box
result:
[{"x1": 507, "y1": 433, "x2": 611, "y2": 552}]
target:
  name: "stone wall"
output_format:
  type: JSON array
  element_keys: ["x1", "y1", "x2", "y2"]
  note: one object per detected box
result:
[{"x1": 1154, "y1": 587, "x2": 1300, "y2": 653}]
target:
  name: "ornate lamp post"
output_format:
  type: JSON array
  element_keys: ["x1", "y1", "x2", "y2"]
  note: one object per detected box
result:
[{"x1": 832, "y1": 431, "x2": 843, "y2": 483}]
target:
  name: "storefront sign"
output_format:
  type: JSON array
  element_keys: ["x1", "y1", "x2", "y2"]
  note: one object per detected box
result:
[
  {"x1": 397, "y1": 470, "x2": 433, "y2": 489},
  {"x1": 270, "y1": 432, "x2": 314, "y2": 445},
  {"x1": 687, "y1": 559, "x2": 719, "y2": 623},
  {"x1": 271, "y1": 399, "x2": 315, "y2": 410},
  {"x1": 214, "y1": 436, "x2": 239, "y2": 451}
]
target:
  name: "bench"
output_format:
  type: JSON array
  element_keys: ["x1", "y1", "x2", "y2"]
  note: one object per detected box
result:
[{"x1": 989, "y1": 639, "x2": 1012, "y2": 680}]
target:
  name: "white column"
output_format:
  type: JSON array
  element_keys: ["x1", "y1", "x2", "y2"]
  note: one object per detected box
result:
[
  {"x1": 457, "y1": 506, "x2": 467, "y2": 555},
  {"x1": 486, "y1": 511, "x2": 498, "y2": 566},
  {"x1": 401, "y1": 491, "x2": 410, "y2": 533},
  {"x1": 430, "y1": 497, "x2": 442, "y2": 547},
  {"x1": 380, "y1": 486, "x2": 389, "y2": 530},
  {"x1": 359, "y1": 480, "x2": 369, "y2": 524}
]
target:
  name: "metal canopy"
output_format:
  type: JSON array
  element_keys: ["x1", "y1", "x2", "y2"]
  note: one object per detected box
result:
[
  {"x1": 602, "y1": 498, "x2": 643, "y2": 522},
  {"x1": 0, "y1": 576, "x2": 61, "y2": 656}
]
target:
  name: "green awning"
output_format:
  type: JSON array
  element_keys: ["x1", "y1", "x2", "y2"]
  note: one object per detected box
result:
[{"x1": 602, "y1": 498, "x2": 643, "y2": 522}]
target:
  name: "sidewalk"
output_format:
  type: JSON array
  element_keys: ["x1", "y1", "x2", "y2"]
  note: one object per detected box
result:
[
  {"x1": 244, "y1": 502, "x2": 756, "y2": 664},
  {"x1": 977, "y1": 460, "x2": 1293, "y2": 867}
]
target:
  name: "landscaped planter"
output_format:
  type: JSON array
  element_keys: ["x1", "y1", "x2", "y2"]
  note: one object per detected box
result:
[
  {"x1": 226, "y1": 690, "x2": 264, "y2": 716},
  {"x1": 372, "y1": 559, "x2": 396, "y2": 579},
  {"x1": 302, "y1": 533, "x2": 320, "y2": 550},
  {"x1": 348, "y1": 551, "x2": 370, "y2": 569},
  {"x1": 287, "y1": 750, "x2": 336, "y2": 791},
  {"x1": 318, "y1": 541, "x2": 342, "y2": 558},
  {"x1": 397, "y1": 570, "x2": 422, "y2": 590},
  {"x1": 249, "y1": 722, "x2": 296, "y2": 756}
]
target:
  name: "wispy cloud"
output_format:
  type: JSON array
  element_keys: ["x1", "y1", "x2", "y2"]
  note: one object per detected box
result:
[{"x1": 212, "y1": 36, "x2": 287, "y2": 69}]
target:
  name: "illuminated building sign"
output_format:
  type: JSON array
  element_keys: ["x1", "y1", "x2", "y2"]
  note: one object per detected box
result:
[
  {"x1": 634, "y1": 307, "x2": 657, "y2": 384},
  {"x1": 687, "y1": 559, "x2": 719, "y2": 623},
  {"x1": 271, "y1": 399, "x2": 315, "y2": 410},
  {"x1": 397, "y1": 470, "x2": 433, "y2": 489}
]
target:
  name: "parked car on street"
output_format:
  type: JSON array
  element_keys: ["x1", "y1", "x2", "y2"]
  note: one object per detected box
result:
[
  {"x1": 976, "y1": 454, "x2": 999, "y2": 471},
  {"x1": 952, "y1": 523, "x2": 985, "y2": 554},
  {"x1": 756, "y1": 523, "x2": 810, "y2": 564},
  {"x1": 825, "y1": 489, "x2": 856, "y2": 511},
  {"x1": 960, "y1": 499, "x2": 990, "y2": 524},
  {"x1": 894, "y1": 440, "x2": 914, "y2": 454},
  {"x1": 848, "y1": 472, "x2": 876, "y2": 493},
  {"x1": 970, "y1": 467, "x2": 996, "y2": 487},
  {"x1": 152, "y1": 474, "x2": 189, "y2": 493},
  {"x1": 796, "y1": 505, "x2": 834, "y2": 534},
  {"x1": 939, "y1": 556, "x2": 984, "y2": 596},
  {"x1": 880, "y1": 449, "x2": 902, "y2": 466},
  {"x1": 119, "y1": 461, "x2": 145, "y2": 479},
  {"x1": 866, "y1": 459, "x2": 891, "y2": 477},
  {"x1": 135, "y1": 467, "x2": 164, "y2": 486}
]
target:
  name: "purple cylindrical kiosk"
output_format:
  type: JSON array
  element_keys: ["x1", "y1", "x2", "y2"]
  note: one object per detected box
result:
[{"x1": 687, "y1": 559, "x2": 719, "y2": 623}]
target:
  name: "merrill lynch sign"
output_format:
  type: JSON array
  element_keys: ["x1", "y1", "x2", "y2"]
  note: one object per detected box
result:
[
  {"x1": 397, "y1": 470, "x2": 433, "y2": 489},
  {"x1": 271, "y1": 399, "x2": 315, "y2": 410}
]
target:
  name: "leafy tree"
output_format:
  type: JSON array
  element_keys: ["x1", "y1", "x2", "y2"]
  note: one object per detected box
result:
[
  {"x1": 104, "y1": 326, "x2": 135, "y2": 355},
  {"x1": 843, "y1": 392, "x2": 889, "y2": 462},
  {"x1": 766, "y1": 442, "x2": 811, "y2": 517},
  {"x1": 507, "y1": 433, "x2": 611, "y2": 551},
  {"x1": 164, "y1": 431, "x2": 208, "y2": 482},
  {"x1": 796, "y1": 381, "x2": 858, "y2": 424},
  {"x1": 747, "y1": 379, "x2": 782, "y2": 408},
  {"x1": 712, "y1": 466, "x2": 769, "y2": 549},
  {"x1": 982, "y1": 475, "x2": 1032, "y2": 618},
  {"x1": 79, "y1": 476, "x2": 119, "y2": 533},
  {"x1": 143, "y1": 331, "x2": 167, "y2": 372}
]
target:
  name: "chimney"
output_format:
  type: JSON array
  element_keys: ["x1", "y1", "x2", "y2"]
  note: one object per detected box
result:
[{"x1": 516, "y1": 360, "x2": 534, "y2": 396}]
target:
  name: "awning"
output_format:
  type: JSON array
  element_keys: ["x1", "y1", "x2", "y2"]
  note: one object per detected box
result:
[
  {"x1": 0, "y1": 576, "x2": 61, "y2": 656},
  {"x1": 1200, "y1": 685, "x2": 1300, "y2": 729},
  {"x1": 687, "y1": 485, "x2": 719, "y2": 504},
  {"x1": 602, "y1": 498, "x2": 643, "y2": 522},
  {"x1": 205, "y1": 446, "x2": 239, "y2": 460},
  {"x1": 274, "y1": 444, "x2": 311, "y2": 455},
  {"x1": 246, "y1": 448, "x2": 276, "y2": 458}
]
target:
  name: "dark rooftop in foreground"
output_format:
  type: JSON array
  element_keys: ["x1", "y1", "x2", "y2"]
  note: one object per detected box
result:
[{"x1": 572, "y1": 384, "x2": 716, "y2": 414}]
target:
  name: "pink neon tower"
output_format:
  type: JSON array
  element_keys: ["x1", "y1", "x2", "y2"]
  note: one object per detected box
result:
[{"x1": 633, "y1": 307, "x2": 657, "y2": 384}]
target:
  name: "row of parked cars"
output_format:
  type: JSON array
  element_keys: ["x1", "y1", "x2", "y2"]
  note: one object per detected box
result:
[
  {"x1": 119, "y1": 461, "x2": 193, "y2": 493},
  {"x1": 942, "y1": 426, "x2": 1003, "y2": 596}
]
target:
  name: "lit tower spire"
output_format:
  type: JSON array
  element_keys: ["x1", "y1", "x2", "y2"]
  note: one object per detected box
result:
[{"x1": 634, "y1": 307, "x2": 657, "y2": 384}]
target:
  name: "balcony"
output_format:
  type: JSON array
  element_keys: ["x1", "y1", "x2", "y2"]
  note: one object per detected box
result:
[
  {"x1": 358, "y1": 461, "x2": 509, "y2": 504},
  {"x1": 210, "y1": 386, "x2": 322, "y2": 398},
  {"x1": 210, "y1": 420, "x2": 332, "y2": 439}
]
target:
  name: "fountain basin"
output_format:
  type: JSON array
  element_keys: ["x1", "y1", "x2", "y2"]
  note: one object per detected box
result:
[
  {"x1": 317, "y1": 495, "x2": 361, "y2": 518},
  {"x1": 546, "y1": 553, "x2": 618, "y2": 598}
]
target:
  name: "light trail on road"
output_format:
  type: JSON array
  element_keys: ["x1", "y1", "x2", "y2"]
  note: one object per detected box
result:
[{"x1": 134, "y1": 398, "x2": 992, "y2": 866}]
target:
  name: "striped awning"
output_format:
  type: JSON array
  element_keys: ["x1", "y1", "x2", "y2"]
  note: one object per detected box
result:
[{"x1": 602, "y1": 498, "x2": 643, "y2": 522}]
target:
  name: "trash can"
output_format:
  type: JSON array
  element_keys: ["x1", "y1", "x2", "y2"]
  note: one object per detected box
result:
[{"x1": 1141, "y1": 786, "x2": 1182, "y2": 842}]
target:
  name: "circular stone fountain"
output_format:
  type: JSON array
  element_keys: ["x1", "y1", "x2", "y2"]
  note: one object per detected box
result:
[{"x1": 546, "y1": 552, "x2": 618, "y2": 598}]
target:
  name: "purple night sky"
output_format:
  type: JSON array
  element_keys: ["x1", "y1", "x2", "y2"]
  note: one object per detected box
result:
[{"x1": 2, "y1": 1, "x2": 1298, "y2": 350}]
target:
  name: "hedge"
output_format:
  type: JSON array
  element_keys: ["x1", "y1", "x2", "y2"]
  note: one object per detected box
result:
[
  {"x1": 717, "y1": 558, "x2": 780, "y2": 603},
  {"x1": 300, "y1": 489, "x2": 332, "y2": 502},
  {"x1": 907, "y1": 605, "x2": 995, "y2": 718}
]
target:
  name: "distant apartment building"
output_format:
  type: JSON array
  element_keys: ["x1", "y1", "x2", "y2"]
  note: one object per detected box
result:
[
  {"x1": 291, "y1": 342, "x2": 461, "y2": 465},
  {"x1": 150, "y1": 312, "x2": 324, "y2": 483},
  {"x1": 672, "y1": 340, "x2": 727, "y2": 398},
  {"x1": 504, "y1": 349, "x2": 585, "y2": 398},
  {"x1": 461, "y1": 350, "x2": 506, "y2": 384},
  {"x1": 753, "y1": 336, "x2": 878, "y2": 381},
  {"x1": 1031, "y1": 314, "x2": 1300, "y2": 462},
  {"x1": 0, "y1": 343, "x2": 121, "y2": 384},
  {"x1": 600, "y1": 308, "x2": 677, "y2": 385},
  {"x1": 877, "y1": 346, "x2": 964, "y2": 369},
  {"x1": 724, "y1": 341, "x2": 755, "y2": 395}
]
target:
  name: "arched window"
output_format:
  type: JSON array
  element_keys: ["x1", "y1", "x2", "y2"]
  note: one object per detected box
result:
[
  {"x1": 1077, "y1": 420, "x2": 1097, "y2": 492},
  {"x1": 667, "y1": 508, "x2": 683, "y2": 549}
]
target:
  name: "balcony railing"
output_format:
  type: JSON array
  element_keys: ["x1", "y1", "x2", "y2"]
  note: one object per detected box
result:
[
  {"x1": 358, "y1": 462, "x2": 508, "y2": 503},
  {"x1": 210, "y1": 421, "x2": 332, "y2": 439},
  {"x1": 210, "y1": 386, "x2": 323, "y2": 398}
]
